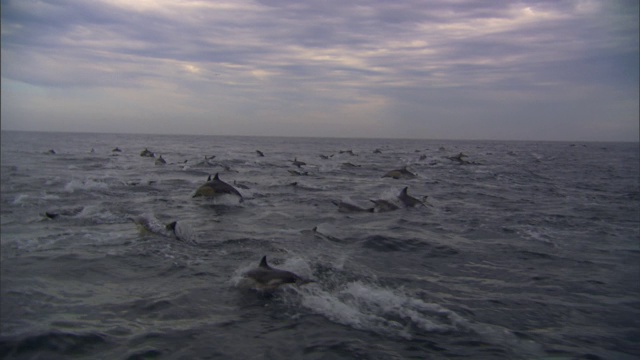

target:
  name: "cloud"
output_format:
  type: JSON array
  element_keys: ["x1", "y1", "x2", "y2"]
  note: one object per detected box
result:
[{"x1": 1, "y1": 0, "x2": 638, "y2": 140}]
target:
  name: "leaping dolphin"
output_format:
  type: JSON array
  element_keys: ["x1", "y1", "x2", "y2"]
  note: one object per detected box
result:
[
  {"x1": 193, "y1": 173, "x2": 244, "y2": 202},
  {"x1": 245, "y1": 256, "x2": 314, "y2": 290}
]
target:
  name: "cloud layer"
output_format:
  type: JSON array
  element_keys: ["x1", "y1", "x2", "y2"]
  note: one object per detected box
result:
[{"x1": 2, "y1": 0, "x2": 638, "y2": 140}]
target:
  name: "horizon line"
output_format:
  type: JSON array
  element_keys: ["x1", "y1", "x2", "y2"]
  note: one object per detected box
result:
[{"x1": 0, "y1": 128, "x2": 637, "y2": 144}]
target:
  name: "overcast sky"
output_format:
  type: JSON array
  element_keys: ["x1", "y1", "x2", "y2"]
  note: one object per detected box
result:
[{"x1": 1, "y1": 0, "x2": 638, "y2": 141}]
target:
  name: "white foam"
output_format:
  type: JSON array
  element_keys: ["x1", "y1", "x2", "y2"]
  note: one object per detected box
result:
[
  {"x1": 295, "y1": 280, "x2": 544, "y2": 356},
  {"x1": 295, "y1": 281, "x2": 468, "y2": 339},
  {"x1": 173, "y1": 221, "x2": 199, "y2": 245},
  {"x1": 40, "y1": 192, "x2": 60, "y2": 200},
  {"x1": 64, "y1": 178, "x2": 109, "y2": 193},
  {"x1": 12, "y1": 194, "x2": 28, "y2": 205}
]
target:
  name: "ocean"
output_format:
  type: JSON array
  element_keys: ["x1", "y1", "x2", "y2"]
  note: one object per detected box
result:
[{"x1": 1, "y1": 130, "x2": 638, "y2": 359}]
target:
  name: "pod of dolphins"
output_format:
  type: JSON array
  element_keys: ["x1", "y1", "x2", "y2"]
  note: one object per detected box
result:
[{"x1": 71, "y1": 146, "x2": 471, "y2": 292}]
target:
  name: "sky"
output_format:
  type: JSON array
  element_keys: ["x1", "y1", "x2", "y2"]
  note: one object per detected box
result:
[{"x1": 1, "y1": 0, "x2": 638, "y2": 141}]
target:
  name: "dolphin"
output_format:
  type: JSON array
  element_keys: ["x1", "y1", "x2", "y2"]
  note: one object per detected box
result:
[
  {"x1": 132, "y1": 217, "x2": 197, "y2": 244},
  {"x1": 245, "y1": 256, "x2": 314, "y2": 290},
  {"x1": 288, "y1": 170, "x2": 309, "y2": 176},
  {"x1": 42, "y1": 206, "x2": 84, "y2": 219},
  {"x1": 256, "y1": 150, "x2": 265, "y2": 157},
  {"x1": 233, "y1": 180, "x2": 251, "y2": 190},
  {"x1": 331, "y1": 200, "x2": 374, "y2": 213},
  {"x1": 369, "y1": 199, "x2": 400, "y2": 212},
  {"x1": 140, "y1": 148, "x2": 155, "y2": 157},
  {"x1": 341, "y1": 162, "x2": 360, "y2": 169},
  {"x1": 193, "y1": 173, "x2": 244, "y2": 202},
  {"x1": 165, "y1": 221, "x2": 198, "y2": 245},
  {"x1": 155, "y1": 155, "x2": 167, "y2": 165},
  {"x1": 448, "y1": 152, "x2": 469, "y2": 164},
  {"x1": 398, "y1": 187, "x2": 427, "y2": 207},
  {"x1": 292, "y1": 158, "x2": 306, "y2": 168},
  {"x1": 382, "y1": 167, "x2": 416, "y2": 179}
]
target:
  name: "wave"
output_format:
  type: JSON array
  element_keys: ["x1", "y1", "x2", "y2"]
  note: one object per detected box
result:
[{"x1": 0, "y1": 330, "x2": 109, "y2": 358}]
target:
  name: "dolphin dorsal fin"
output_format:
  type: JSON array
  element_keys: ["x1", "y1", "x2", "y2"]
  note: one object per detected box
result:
[
  {"x1": 165, "y1": 221, "x2": 177, "y2": 231},
  {"x1": 401, "y1": 187, "x2": 408, "y2": 195},
  {"x1": 214, "y1": 173, "x2": 220, "y2": 180},
  {"x1": 259, "y1": 256, "x2": 270, "y2": 268},
  {"x1": 207, "y1": 174, "x2": 212, "y2": 181}
]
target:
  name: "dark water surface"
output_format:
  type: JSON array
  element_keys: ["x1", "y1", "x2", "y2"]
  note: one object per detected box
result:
[{"x1": 1, "y1": 131, "x2": 638, "y2": 359}]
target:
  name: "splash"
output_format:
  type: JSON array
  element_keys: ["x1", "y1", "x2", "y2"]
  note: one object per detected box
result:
[
  {"x1": 295, "y1": 281, "x2": 469, "y2": 339},
  {"x1": 293, "y1": 281, "x2": 545, "y2": 356},
  {"x1": 64, "y1": 178, "x2": 109, "y2": 193}
]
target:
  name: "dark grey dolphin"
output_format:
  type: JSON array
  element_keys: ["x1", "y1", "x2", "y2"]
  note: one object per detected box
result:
[
  {"x1": 155, "y1": 155, "x2": 167, "y2": 165},
  {"x1": 193, "y1": 173, "x2": 244, "y2": 202},
  {"x1": 245, "y1": 256, "x2": 314, "y2": 290},
  {"x1": 131, "y1": 217, "x2": 197, "y2": 244},
  {"x1": 43, "y1": 206, "x2": 84, "y2": 219},
  {"x1": 332, "y1": 200, "x2": 373, "y2": 213},
  {"x1": 288, "y1": 170, "x2": 309, "y2": 176},
  {"x1": 292, "y1": 157, "x2": 306, "y2": 168},
  {"x1": 341, "y1": 162, "x2": 360, "y2": 169},
  {"x1": 256, "y1": 150, "x2": 265, "y2": 157},
  {"x1": 140, "y1": 148, "x2": 155, "y2": 157},
  {"x1": 369, "y1": 199, "x2": 400, "y2": 212},
  {"x1": 398, "y1": 187, "x2": 426, "y2": 207},
  {"x1": 165, "y1": 221, "x2": 198, "y2": 245},
  {"x1": 448, "y1": 152, "x2": 469, "y2": 164},
  {"x1": 382, "y1": 167, "x2": 416, "y2": 179}
]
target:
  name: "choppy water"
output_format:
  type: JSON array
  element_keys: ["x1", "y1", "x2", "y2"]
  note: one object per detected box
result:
[{"x1": 1, "y1": 130, "x2": 638, "y2": 359}]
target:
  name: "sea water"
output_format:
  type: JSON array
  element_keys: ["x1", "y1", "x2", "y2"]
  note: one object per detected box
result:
[{"x1": 1, "y1": 131, "x2": 638, "y2": 359}]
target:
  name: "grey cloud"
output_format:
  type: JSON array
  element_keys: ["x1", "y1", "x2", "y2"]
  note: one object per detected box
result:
[{"x1": 1, "y1": 0, "x2": 637, "y2": 140}]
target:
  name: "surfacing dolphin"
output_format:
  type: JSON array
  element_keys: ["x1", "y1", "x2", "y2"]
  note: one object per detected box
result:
[
  {"x1": 448, "y1": 152, "x2": 469, "y2": 164},
  {"x1": 140, "y1": 148, "x2": 155, "y2": 157},
  {"x1": 155, "y1": 155, "x2": 167, "y2": 165},
  {"x1": 245, "y1": 256, "x2": 314, "y2": 290},
  {"x1": 165, "y1": 221, "x2": 198, "y2": 245},
  {"x1": 193, "y1": 173, "x2": 244, "y2": 202},
  {"x1": 331, "y1": 200, "x2": 373, "y2": 213},
  {"x1": 292, "y1": 158, "x2": 306, "y2": 168},
  {"x1": 132, "y1": 217, "x2": 197, "y2": 245},
  {"x1": 369, "y1": 199, "x2": 400, "y2": 212},
  {"x1": 398, "y1": 187, "x2": 427, "y2": 208},
  {"x1": 382, "y1": 167, "x2": 416, "y2": 180}
]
